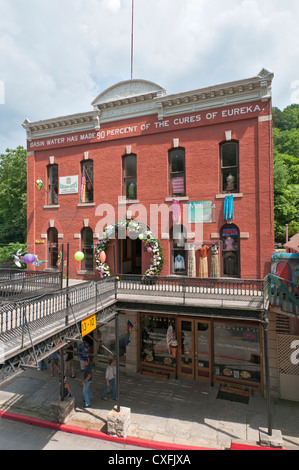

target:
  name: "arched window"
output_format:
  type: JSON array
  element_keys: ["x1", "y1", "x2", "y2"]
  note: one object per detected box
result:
[
  {"x1": 123, "y1": 154, "x2": 137, "y2": 199},
  {"x1": 220, "y1": 223, "x2": 240, "y2": 277},
  {"x1": 81, "y1": 227, "x2": 94, "y2": 271},
  {"x1": 170, "y1": 224, "x2": 187, "y2": 275},
  {"x1": 47, "y1": 227, "x2": 58, "y2": 268},
  {"x1": 169, "y1": 148, "x2": 186, "y2": 196},
  {"x1": 80, "y1": 160, "x2": 94, "y2": 203},
  {"x1": 47, "y1": 164, "x2": 58, "y2": 204},
  {"x1": 220, "y1": 141, "x2": 239, "y2": 193}
]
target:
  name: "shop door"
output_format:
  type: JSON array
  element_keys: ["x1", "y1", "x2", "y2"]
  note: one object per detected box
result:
[
  {"x1": 177, "y1": 318, "x2": 212, "y2": 382},
  {"x1": 120, "y1": 237, "x2": 142, "y2": 274}
]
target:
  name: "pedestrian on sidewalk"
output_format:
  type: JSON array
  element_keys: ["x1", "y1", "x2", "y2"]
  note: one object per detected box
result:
[
  {"x1": 60, "y1": 376, "x2": 72, "y2": 399},
  {"x1": 77, "y1": 340, "x2": 90, "y2": 371},
  {"x1": 50, "y1": 351, "x2": 60, "y2": 377},
  {"x1": 82, "y1": 358, "x2": 92, "y2": 408},
  {"x1": 101, "y1": 358, "x2": 117, "y2": 401}
]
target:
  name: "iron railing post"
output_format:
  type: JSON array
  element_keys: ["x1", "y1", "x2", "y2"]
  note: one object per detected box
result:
[{"x1": 262, "y1": 309, "x2": 272, "y2": 436}]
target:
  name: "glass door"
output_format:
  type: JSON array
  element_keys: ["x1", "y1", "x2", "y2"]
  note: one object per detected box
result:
[
  {"x1": 178, "y1": 318, "x2": 212, "y2": 382},
  {"x1": 195, "y1": 320, "x2": 211, "y2": 382},
  {"x1": 178, "y1": 319, "x2": 194, "y2": 378}
]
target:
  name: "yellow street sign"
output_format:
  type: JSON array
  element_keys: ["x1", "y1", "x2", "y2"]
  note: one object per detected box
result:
[{"x1": 81, "y1": 314, "x2": 96, "y2": 337}]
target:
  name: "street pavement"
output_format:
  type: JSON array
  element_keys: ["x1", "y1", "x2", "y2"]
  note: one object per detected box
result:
[{"x1": 0, "y1": 361, "x2": 298, "y2": 450}]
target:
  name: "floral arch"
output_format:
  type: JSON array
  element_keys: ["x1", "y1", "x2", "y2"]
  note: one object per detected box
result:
[{"x1": 95, "y1": 219, "x2": 164, "y2": 278}]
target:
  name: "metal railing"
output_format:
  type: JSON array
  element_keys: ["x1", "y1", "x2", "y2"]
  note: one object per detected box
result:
[
  {"x1": 0, "y1": 277, "x2": 116, "y2": 339},
  {"x1": 116, "y1": 274, "x2": 267, "y2": 305},
  {"x1": 268, "y1": 273, "x2": 299, "y2": 315},
  {"x1": 0, "y1": 269, "x2": 62, "y2": 301}
]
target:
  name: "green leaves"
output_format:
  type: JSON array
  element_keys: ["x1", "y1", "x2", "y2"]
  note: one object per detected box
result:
[
  {"x1": 0, "y1": 146, "x2": 27, "y2": 245},
  {"x1": 273, "y1": 106, "x2": 299, "y2": 242}
]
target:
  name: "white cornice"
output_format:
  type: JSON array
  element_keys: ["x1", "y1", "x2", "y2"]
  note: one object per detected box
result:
[{"x1": 22, "y1": 69, "x2": 273, "y2": 141}]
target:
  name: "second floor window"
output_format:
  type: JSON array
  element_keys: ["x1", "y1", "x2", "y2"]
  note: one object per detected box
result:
[
  {"x1": 80, "y1": 160, "x2": 94, "y2": 203},
  {"x1": 48, "y1": 164, "x2": 58, "y2": 205},
  {"x1": 81, "y1": 227, "x2": 94, "y2": 271},
  {"x1": 169, "y1": 148, "x2": 186, "y2": 196},
  {"x1": 123, "y1": 154, "x2": 137, "y2": 199},
  {"x1": 220, "y1": 142, "x2": 239, "y2": 193}
]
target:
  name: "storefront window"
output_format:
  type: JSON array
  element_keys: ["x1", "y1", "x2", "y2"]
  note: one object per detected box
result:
[
  {"x1": 140, "y1": 315, "x2": 177, "y2": 370},
  {"x1": 214, "y1": 322, "x2": 261, "y2": 384}
]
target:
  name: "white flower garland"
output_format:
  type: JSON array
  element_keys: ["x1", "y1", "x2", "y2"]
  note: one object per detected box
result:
[{"x1": 95, "y1": 219, "x2": 164, "y2": 278}]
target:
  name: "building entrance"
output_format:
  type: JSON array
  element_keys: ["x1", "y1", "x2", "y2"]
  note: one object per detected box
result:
[
  {"x1": 177, "y1": 318, "x2": 212, "y2": 383},
  {"x1": 119, "y1": 237, "x2": 142, "y2": 274}
]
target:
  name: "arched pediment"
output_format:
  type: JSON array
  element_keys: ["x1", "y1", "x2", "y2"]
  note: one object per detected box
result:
[{"x1": 91, "y1": 79, "x2": 166, "y2": 107}]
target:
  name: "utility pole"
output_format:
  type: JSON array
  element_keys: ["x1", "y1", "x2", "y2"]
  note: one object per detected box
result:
[{"x1": 131, "y1": 0, "x2": 134, "y2": 79}]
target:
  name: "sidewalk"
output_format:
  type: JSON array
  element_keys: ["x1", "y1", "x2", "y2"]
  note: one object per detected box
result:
[{"x1": 0, "y1": 361, "x2": 298, "y2": 450}]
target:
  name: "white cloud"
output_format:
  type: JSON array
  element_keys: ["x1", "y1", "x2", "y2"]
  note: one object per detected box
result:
[{"x1": 0, "y1": 0, "x2": 298, "y2": 153}]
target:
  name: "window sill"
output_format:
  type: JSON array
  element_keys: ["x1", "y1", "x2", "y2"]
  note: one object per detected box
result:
[
  {"x1": 77, "y1": 203, "x2": 95, "y2": 207},
  {"x1": 118, "y1": 199, "x2": 139, "y2": 205},
  {"x1": 77, "y1": 270, "x2": 95, "y2": 275},
  {"x1": 215, "y1": 193, "x2": 243, "y2": 199},
  {"x1": 165, "y1": 196, "x2": 189, "y2": 202},
  {"x1": 43, "y1": 204, "x2": 60, "y2": 209}
]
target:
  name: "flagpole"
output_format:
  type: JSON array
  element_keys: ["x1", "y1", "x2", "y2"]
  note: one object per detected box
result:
[{"x1": 131, "y1": 0, "x2": 134, "y2": 79}]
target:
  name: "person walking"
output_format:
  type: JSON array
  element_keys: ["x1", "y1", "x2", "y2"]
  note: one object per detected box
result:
[
  {"x1": 77, "y1": 340, "x2": 90, "y2": 371},
  {"x1": 50, "y1": 351, "x2": 60, "y2": 377},
  {"x1": 101, "y1": 358, "x2": 117, "y2": 401},
  {"x1": 82, "y1": 358, "x2": 92, "y2": 408}
]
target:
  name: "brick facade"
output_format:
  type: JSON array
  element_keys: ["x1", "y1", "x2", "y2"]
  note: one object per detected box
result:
[{"x1": 24, "y1": 71, "x2": 274, "y2": 280}]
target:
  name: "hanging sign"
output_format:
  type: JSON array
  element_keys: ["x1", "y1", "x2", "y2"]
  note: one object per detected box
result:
[
  {"x1": 188, "y1": 201, "x2": 212, "y2": 223},
  {"x1": 81, "y1": 314, "x2": 96, "y2": 337}
]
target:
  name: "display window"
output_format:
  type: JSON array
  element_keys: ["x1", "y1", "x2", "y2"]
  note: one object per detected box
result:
[
  {"x1": 221, "y1": 224, "x2": 240, "y2": 277},
  {"x1": 214, "y1": 322, "x2": 261, "y2": 384},
  {"x1": 140, "y1": 315, "x2": 177, "y2": 374}
]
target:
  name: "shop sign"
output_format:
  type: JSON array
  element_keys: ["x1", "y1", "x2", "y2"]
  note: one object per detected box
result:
[
  {"x1": 188, "y1": 201, "x2": 212, "y2": 223},
  {"x1": 81, "y1": 314, "x2": 96, "y2": 337},
  {"x1": 59, "y1": 175, "x2": 78, "y2": 194},
  {"x1": 223, "y1": 228, "x2": 238, "y2": 236}
]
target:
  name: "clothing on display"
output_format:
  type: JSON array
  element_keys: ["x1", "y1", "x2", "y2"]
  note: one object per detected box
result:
[
  {"x1": 226, "y1": 173, "x2": 235, "y2": 191},
  {"x1": 175, "y1": 254, "x2": 185, "y2": 270},
  {"x1": 188, "y1": 246, "x2": 196, "y2": 277},
  {"x1": 198, "y1": 244, "x2": 209, "y2": 278},
  {"x1": 224, "y1": 236, "x2": 235, "y2": 251},
  {"x1": 210, "y1": 244, "x2": 219, "y2": 278},
  {"x1": 223, "y1": 194, "x2": 234, "y2": 220}
]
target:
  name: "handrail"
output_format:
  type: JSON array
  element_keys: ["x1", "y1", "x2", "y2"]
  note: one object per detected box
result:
[
  {"x1": 0, "y1": 276, "x2": 117, "y2": 337},
  {"x1": 116, "y1": 274, "x2": 266, "y2": 301},
  {"x1": 0, "y1": 270, "x2": 62, "y2": 300}
]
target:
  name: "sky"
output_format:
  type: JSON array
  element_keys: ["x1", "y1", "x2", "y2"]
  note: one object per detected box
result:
[{"x1": 0, "y1": 0, "x2": 299, "y2": 154}]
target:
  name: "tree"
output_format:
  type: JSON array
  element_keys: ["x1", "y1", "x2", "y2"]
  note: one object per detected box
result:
[
  {"x1": 272, "y1": 106, "x2": 299, "y2": 243},
  {"x1": 0, "y1": 146, "x2": 27, "y2": 245}
]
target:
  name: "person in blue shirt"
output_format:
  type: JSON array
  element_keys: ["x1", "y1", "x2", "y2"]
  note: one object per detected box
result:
[{"x1": 82, "y1": 359, "x2": 92, "y2": 408}]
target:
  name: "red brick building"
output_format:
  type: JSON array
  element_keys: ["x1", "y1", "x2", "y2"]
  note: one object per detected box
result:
[
  {"x1": 23, "y1": 69, "x2": 274, "y2": 281},
  {"x1": 22, "y1": 70, "x2": 279, "y2": 392}
]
